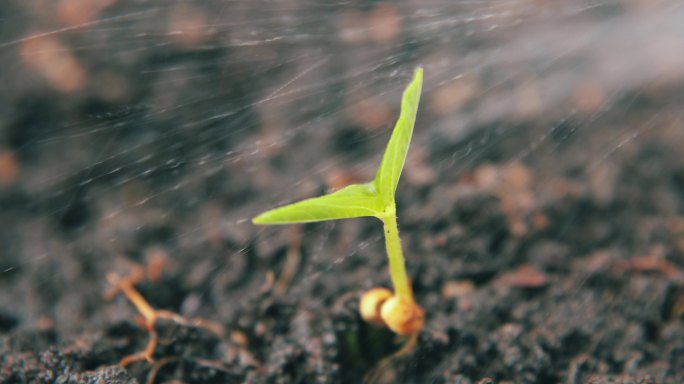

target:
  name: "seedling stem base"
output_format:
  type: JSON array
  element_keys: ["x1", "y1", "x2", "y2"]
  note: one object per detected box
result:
[{"x1": 379, "y1": 204, "x2": 411, "y2": 300}]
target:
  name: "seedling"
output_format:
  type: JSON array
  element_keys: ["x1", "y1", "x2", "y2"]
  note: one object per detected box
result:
[{"x1": 253, "y1": 68, "x2": 424, "y2": 336}]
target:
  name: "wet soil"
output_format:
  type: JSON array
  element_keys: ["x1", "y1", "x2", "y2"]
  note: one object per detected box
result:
[{"x1": 2, "y1": 2, "x2": 684, "y2": 384}]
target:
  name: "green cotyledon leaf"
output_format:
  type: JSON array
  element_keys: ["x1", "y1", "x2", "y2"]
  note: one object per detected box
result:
[
  {"x1": 253, "y1": 67, "x2": 423, "y2": 225},
  {"x1": 373, "y1": 67, "x2": 423, "y2": 205},
  {"x1": 252, "y1": 182, "x2": 383, "y2": 224}
]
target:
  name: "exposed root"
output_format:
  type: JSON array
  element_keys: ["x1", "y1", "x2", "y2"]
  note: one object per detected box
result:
[
  {"x1": 145, "y1": 357, "x2": 179, "y2": 384},
  {"x1": 106, "y1": 268, "x2": 223, "y2": 367},
  {"x1": 363, "y1": 333, "x2": 418, "y2": 384}
]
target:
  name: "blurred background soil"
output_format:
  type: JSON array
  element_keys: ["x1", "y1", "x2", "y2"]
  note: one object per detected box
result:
[{"x1": 1, "y1": 1, "x2": 684, "y2": 383}]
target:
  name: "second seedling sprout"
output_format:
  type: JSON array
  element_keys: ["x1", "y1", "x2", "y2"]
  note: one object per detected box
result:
[{"x1": 253, "y1": 68, "x2": 424, "y2": 336}]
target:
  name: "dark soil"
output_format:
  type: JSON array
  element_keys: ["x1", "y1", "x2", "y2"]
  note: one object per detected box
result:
[{"x1": 2, "y1": 1, "x2": 684, "y2": 384}]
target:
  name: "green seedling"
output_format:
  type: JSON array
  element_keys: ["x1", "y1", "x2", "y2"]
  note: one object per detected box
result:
[{"x1": 253, "y1": 68, "x2": 424, "y2": 336}]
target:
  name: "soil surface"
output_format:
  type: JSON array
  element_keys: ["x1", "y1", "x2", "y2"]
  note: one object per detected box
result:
[{"x1": 2, "y1": 1, "x2": 684, "y2": 384}]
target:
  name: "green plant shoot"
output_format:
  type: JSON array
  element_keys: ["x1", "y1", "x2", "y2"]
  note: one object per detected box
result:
[{"x1": 253, "y1": 67, "x2": 423, "y2": 301}]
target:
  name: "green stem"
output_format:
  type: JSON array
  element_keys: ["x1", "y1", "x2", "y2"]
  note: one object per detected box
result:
[{"x1": 380, "y1": 204, "x2": 412, "y2": 300}]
